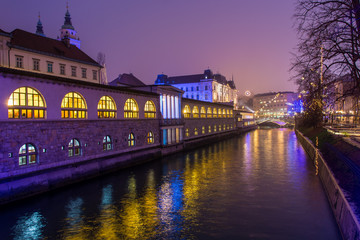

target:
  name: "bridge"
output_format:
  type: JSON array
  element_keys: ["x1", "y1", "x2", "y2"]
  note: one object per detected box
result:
[{"x1": 256, "y1": 118, "x2": 294, "y2": 128}]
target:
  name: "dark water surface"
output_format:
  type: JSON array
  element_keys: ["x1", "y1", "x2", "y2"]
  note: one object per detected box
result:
[{"x1": 0, "y1": 129, "x2": 341, "y2": 239}]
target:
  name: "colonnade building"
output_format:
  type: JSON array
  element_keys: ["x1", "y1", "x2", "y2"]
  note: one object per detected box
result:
[{"x1": 0, "y1": 9, "x2": 255, "y2": 204}]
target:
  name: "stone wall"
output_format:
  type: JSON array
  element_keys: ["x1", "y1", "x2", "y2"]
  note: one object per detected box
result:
[{"x1": 296, "y1": 130, "x2": 360, "y2": 240}]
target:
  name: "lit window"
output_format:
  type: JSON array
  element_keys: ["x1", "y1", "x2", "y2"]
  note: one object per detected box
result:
[
  {"x1": 219, "y1": 125, "x2": 222, "y2": 131},
  {"x1": 98, "y1": 96, "x2": 116, "y2": 118},
  {"x1": 147, "y1": 131, "x2": 154, "y2": 144},
  {"x1": 223, "y1": 124, "x2": 226, "y2": 130},
  {"x1": 16, "y1": 55, "x2": 23, "y2": 68},
  {"x1": 183, "y1": 105, "x2": 191, "y2": 118},
  {"x1": 61, "y1": 92, "x2": 87, "y2": 119},
  {"x1": 128, "y1": 133, "x2": 135, "y2": 146},
  {"x1": 144, "y1": 100, "x2": 156, "y2": 118},
  {"x1": 227, "y1": 109, "x2": 230, "y2": 117},
  {"x1": 81, "y1": 68, "x2": 87, "y2": 78},
  {"x1": 71, "y1": 66, "x2": 77, "y2": 77},
  {"x1": 192, "y1": 106, "x2": 199, "y2": 118},
  {"x1": 185, "y1": 128, "x2": 190, "y2": 137},
  {"x1": 60, "y1": 64, "x2": 66, "y2": 75},
  {"x1": 218, "y1": 108, "x2": 222, "y2": 118},
  {"x1": 202, "y1": 126, "x2": 205, "y2": 134},
  {"x1": 207, "y1": 107, "x2": 212, "y2": 118},
  {"x1": 93, "y1": 70, "x2": 97, "y2": 80},
  {"x1": 213, "y1": 108, "x2": 217, "y2": 118},
  {"x1": 208, "y1": 126, "x2": 212, "y2": 133},
  {"x1": 103, "y1": 135, "x2": 112, "y2": 151},
  {"x1": 33, "y1": 59, "x2": 39, "y2": 71},
  {"x1": 8, "y1": 87, "x2": 46, "y2": 119},
  {"x1": 223, "y1": 109, "x2": 226, "y2": 117},
  {"x1": 214, "y1": 125, "x2": 217, "y2": 132},
  {"x1": 200, "y1": 107, "x2": 206, "y2": 118},
  {"x1": 68, "y1": 138, "x2": 81, "y2": 157},
  {"x1": 47, "y1": 61, "x2": 53, "y2": 73},
  {"x1": 194, "y1": 128, "x2": 198, "y2": 135},
  {"x1": 124, "y1": 98, "x2": 139, "y2": 118},
  {"x1": 19, "y1": 143, "x2": 37, "y2": 165}
]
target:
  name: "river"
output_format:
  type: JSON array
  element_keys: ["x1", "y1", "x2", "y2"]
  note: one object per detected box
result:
[{"x1": 0, "y1": 128, "x2": 341, "y2": 239}]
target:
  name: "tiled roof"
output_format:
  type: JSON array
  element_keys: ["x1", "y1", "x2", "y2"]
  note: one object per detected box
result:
[
  {"x1": 8, "y1": 29, "x2": 100, "y2": 66},
  {"x1": 167, "y1": 74, "x2": 205, "y2": 84},
  {"x1": 109, "y1": 73, "x2": 146, "y2": 87}
]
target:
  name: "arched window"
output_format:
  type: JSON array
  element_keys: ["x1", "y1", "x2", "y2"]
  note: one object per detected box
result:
[
  {"x1": 124, "y1": 99, "x2": 139, "y2": 118},
  {"x1": 128, "y1": 133, "x2": 135, "y2": 146},
  {"x1": 194, "y1": 128, "x2": 198, "y2": 135},
  {"x1": 213, "y1": 108, "x2": 217, "y2": 118},
  {"x1": 208, "y1": 125, "x2": 212, "y2": 133},
  {"x1": 68, "y1": 138, "x2": 81, "y2": 157},
  {"x1": 144, "y1": 101, "x2": 156, "y2": 118},
  {"x1": 223, "y1": 109, "x2": 226, "y2": 117},
  {"x1": 207, "y1": 107, "x2": 212, "y2": 118},
  {"x1": 230, "y1": 110, "x2": 233, "y2": 117},
  {"x1": 183, "y1": 105, "x2": 191, "y2": 118},
  {"x1": 192, "y1": 106, "x2": 199, "y2": 118},
  {"x1": 8, "y1": 87, "x2": 46, "y2": 119},
  {"x1": 218, "y1": 108, "x2": 222, "y2": 118},
  {"x1": 147, "y1": 131, "x2": 154, "y2": 144},
  {"x1": 103, "y1": 135, "x2": 112, "y2": 150},
  {"x1": 19, "y1": 143, "x2": 37, "y2": 165},
  {"x1": 98, "y1": 96, "x2": 116, "y2": 118},
  {"x1": 61, "y1": 92, "x2": 87, "y2": 119},
  {"x1": 214, "y1": 125, "x2": 217, "y2": 132},
  {"x1": 200, "y1": 107, "x2": 206, "y2": 118},
  {"x1": 185, "y1": 128, "x2": 190, "y2": 137},
  {"x1": 227, "y1": 109, "x2": 230, "y2": 118},
  {"x1": 202, "y1": 126, "x2": 205, "y2": 134}
]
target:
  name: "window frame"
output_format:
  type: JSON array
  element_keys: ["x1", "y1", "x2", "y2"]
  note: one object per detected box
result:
[
  {"x1": 124, "y1": 98, "x2": 139, "y2": 118},
  {"x1": 18, "y1": 143, "x2": 37, "y2": 165},
  {"x1": 8, "y1": 87, "x2": 46, "y2": 119}
]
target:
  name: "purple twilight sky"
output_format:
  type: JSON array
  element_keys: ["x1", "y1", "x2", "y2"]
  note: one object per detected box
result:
[{"x1": 1, "y1": 0, "x2": 299, "y2": 95}]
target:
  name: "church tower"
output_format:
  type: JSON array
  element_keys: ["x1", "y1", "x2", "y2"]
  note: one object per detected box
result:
[
  {"x1": 36, "y1": 13, "x2": 45, "y2": 37},
  {"x1": 60, "y1": 3, "x2": 81, "y2": 48}
]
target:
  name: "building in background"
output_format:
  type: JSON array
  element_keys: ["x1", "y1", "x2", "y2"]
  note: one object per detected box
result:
[
  {"x1": 330, "y1": 75, "x2": 360, "y2": 124},
  {"x1": 252, "y1": 91, "x2": 299, "y2": 119},
  {"x1": 154, "y1": 69, "x2": 238, "y2": 107}
]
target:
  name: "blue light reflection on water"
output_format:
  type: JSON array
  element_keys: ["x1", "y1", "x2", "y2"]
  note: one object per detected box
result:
[{"x1": 2, "y1": 129, "x2": 341, "y2": 239}]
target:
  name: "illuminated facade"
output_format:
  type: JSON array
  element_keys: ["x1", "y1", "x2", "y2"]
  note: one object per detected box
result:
[
  {"x1": 331, "y1": 75, "x2": 360, "y2": 124},
  {"x1": 154, "y1": 69, "x2": 238, "y2": 106},
  {"x1": 253, "y1": 91, "x2": 298, "y2": 119},
  {"x1": 0, "y1": 13, "x2": 256, "y2": 204}
]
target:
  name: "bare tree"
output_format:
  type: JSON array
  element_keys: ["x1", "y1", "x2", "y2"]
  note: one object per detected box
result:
[{"x1": 292, "y1": 0, "x2": 360, "y2": 126}]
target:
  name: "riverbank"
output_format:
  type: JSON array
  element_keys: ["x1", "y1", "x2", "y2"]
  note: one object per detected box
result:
[
  {"x1": 296, "y1": 129, "x2": 360, "y2": 240},
  {"x1": 0, "y1": 125, "x2": 257, "y2": 205}
]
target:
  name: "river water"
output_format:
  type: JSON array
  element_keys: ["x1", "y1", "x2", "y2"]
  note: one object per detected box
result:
[{"x1": 0, "y1": 128, "x2": 341, "y2": 239}]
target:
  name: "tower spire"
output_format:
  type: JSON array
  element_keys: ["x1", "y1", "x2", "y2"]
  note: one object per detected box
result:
[
  {"x1": 59, "y1": 3, "x2": 81, "y2": 48},
  {"x1": 36, "y1": 12, "x2": 45, "y2": 36}
]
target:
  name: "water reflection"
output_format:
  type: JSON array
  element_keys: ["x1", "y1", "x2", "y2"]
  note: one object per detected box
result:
[
  {"x1": 6, "y1": 129, "x2": 341, "y2": 239},
  {"x1": 12, "y1": 211, "x2": 45, "y2": 240}
]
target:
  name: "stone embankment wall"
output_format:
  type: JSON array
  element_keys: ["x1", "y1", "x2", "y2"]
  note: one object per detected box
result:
[
  {"x1": 296, "y1": 130, "x2": 360, "y2": 240},
  {"x1": 0, "y1": 119, "x2": 256, "y2": 205}
]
